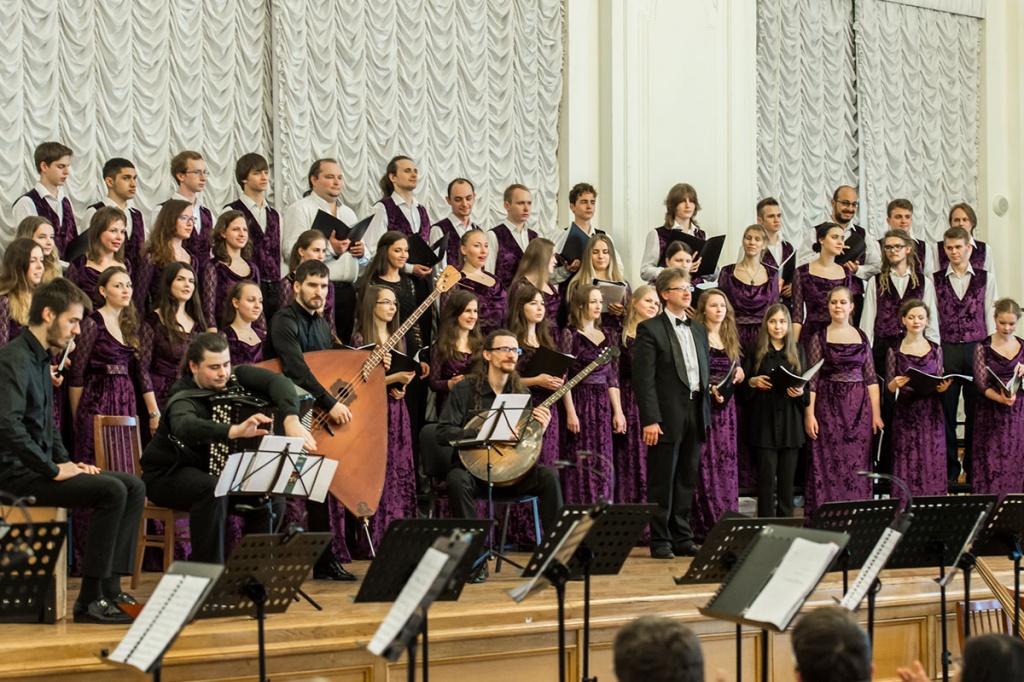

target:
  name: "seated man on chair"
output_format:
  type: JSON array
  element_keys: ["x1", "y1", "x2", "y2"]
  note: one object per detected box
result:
[
  {"x1": 433, "y1": 329, "x2": 563, "y2": 582},
  {"x1": 140, "y1": 332, "x2": 316, "y2": 565},
  {"x1": 0, "y1": 278, "x2": 144, "y2": 624}
]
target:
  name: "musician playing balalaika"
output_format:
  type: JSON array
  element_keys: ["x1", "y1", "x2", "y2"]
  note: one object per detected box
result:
[{"x1": 140, "y1": 332, "x2": 316, "y2": 565}]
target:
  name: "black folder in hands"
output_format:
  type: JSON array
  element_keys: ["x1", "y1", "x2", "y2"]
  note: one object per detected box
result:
[
  {"x1": 521, "y1": 346, "x2": 574, "y2": 379},
  {"x1": 904, "y1": 368, "x2": 972, "y2": 394},
  {"x1": 765, "y1": 251, "x2": 796, "y2": 284},
  {"x1": 713, "y1": 359, "x2": 740, "y2": 403},
  {"x1": 835, "y1": 228, "x2": 867, "y2": 266},
  {"x1": 406, "y1": 233, "x2": 442, "y2": 267},
  {"x1": 594, "y1": 278, "x2": 628, "y2": 310},
  {"x1": 988, "y1": 366, "x2": 1022, "y2": 397},
  {"x1": 311, "y1": 211, "x2": 373, "y2": 243},
  {"x1": 63, "y1": 228, "x2": 91, "y2": 264},
  {"x1": 659, "y1": 233, "x2": 726, "y2": 278},
  {"x1": 389, "y1": 350, "x2": 422, "y2": 375},
  {"x1": 558, "y1": 224, "x2": 592, "y2": 266},
  {"x1": 768, "y1": 358, "x2": 824, "y2": 392}
]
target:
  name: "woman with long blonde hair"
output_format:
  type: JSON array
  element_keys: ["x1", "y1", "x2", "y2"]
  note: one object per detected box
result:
[
  {"x1": 0, "y1": 238, "x2": 45, "y2": 346},
  {"x1": 508, "y1": 237, "x2": 561, "y2": 335},
  {"x1": 718, "y1": 224, "x2": 779, "y2": 348},
  {"x1": 566, "y1": 234, "x2": 629, "y2": 336},
  {"x1": 15, "y1": 216, "x2": 62, "y2": 282}
]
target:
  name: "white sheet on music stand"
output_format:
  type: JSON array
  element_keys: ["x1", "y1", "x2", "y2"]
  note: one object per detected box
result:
[
  {"x1": 256, "y1": 434, "x2": 306, "y2": 456},
  {"x1": 271, "y1": 455, "x2": 338, "y2": 502},
  {"x1": 479, "y1": 393, "x2": 531, "y2": 442},
  {"x1": 214, "y1": 453, "x2": 243, "y2": 497},
  {"x1": 367, "y1": 546, "x2": 449, "y2": 656}
]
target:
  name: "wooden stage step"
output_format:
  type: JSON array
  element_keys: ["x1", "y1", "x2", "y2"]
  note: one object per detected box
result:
[{"x1": 0, "y1": 549, "x2": 1010, "y2": 681}]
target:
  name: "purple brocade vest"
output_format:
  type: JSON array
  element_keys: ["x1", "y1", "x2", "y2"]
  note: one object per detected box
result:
[
  {"x1": 933, "y1": 270, "x2": 988, "y2": 343},
  {"x1": 24, "y1": 189, "x2": 77, "y2": 253},
  {"x1": 761, "y1": 240, "x2": 795, "y2": 273},
  {"x1": 914, "y1": 239, "x2": 928, "y2": 273},
  {"x1": 381, "y1": 196, "x2": 431, "y2": 242},
  {"x1": 227, "y1": 199, "x2": 282, "y2": 281},
  {"x1": 179, "y1": 204, "x2": 214, "y2": 262},
  {"x1": 433, "y1": 217, "x2": 465, "y2": 267},
  {"x1": 89, "y1": 202, "x2": 145, "y2": 272},
  {"x1": 873, "y1": 274, "x2": 925, "y2": 339},
  {"x1": 490, "y1": 223, "x2": 538, "y2": 288},
  {"x1": 937, "y1": 240, "x2": 988, "y2": 272}
]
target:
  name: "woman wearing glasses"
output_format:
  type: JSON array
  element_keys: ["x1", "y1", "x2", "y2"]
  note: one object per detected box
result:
[
  {"x1": 792, "y1": 223, "x2": 851, "y2": 352},
  {"x1": 135, "y1": 200, "x2": 200, "y2": 313},
  {"x1": 160, "y1": 151, "x2": 214, "y2": 262}
]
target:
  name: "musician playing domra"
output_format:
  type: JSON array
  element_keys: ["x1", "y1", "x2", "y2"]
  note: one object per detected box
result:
[
  {"x1": 140, "y1": 332, "x2": 316, "y2": 565},
  {"x1": 435, "y1": 329, "x2": 564, "y2": 581}
]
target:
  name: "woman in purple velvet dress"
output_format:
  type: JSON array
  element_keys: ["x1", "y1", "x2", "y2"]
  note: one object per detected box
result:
[
  {"x1": 885, "y1": 299, "x2": 950, "y2": 501},
  {"x1": 220, "y1": 280, "x2": 266, "y2": 365},
  {"x1": 509, "y1": 238, "x2": 562, "y2": 337},
  {"x1": 203, "y1": 210, "x2": 261, "y2": 332},
  {"x1": 15, "y1": 216, "x2": 62, "y2": 283},
  {"x1": 804, "y1": 286, "x2": 883, "y2": 520},
  {"x1": 135, "y1": 200, "x2": 199, "y2": 314},
  {"x1": 429, "y1": 290, "x2": 481, "y2": 414},
  {"x1": 350, "y1": 285, "x2": 417, "y2": 554},
  {"x1": 971, "y1": 299, "x2": 1024, "y2": 498},
  {"x1": 793, "y1": 223, "x2": 852, "y2": 353},
  {"x1": 140, "y1": 262, "x2": 208, "y2": 411},
  {"x1": 615, "y1": 285, "x2": 660, "y2": 515},
  {"x1": 560, "y1": 284, "x2": 625, "y2": 503},
  {"x1": 566, "y1": 234, "x2": 630, "y2": 337},
  {"x1": 719, "y1": 225, "x2": 779, "y2": 349},
  {"x1": 65, "y1": 207, "x2": 130, "y2": 308},
  {"x1": 68, "y1": 267, "x2": 157, "y2": 572},
  {"x1": 691, "y1": 289, "x2": 744, "y2": 540},
  {"x1": 279, "y1": 230, "x2": 335, "y2": 330},
  {"x1": 0, "y1": 238, "x2": 44, "y2": 347},
  {"x1": 361, "y1": 231, "x2": 429, "y2": 362},
  {"x1": 446, "y1": 229, "x2": 505, "y2": 335}
]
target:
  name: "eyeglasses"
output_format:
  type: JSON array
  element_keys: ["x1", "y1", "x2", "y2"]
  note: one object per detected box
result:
[
  {"x1": 376, "y1": 300, "x2": 397, "y2": 307},
  {"x1": 882, "y1": 244, "x2": 908, "y2": 252},
  {"x1": 487, "y1": 346, "x2": 523, "y2": 355},
  {"x1": 666, "y1": 285, "x2": 695, "y2": 292},
  {"x1": 836, "y1": 200, "x2": 859, "y2": 208},
  {"x1": 179, "y1": 215, "x2": 195, "y2": 223},
  {"x1": 183, "y1": 170, "x2": 208, "y2": 177}
]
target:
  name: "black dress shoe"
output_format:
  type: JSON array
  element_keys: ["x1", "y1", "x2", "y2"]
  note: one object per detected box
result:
[
  {"x1": 650, "y1": 546, "x2": 675, "y2": 560},
  {"x1": 73, "y1": 597, "x2": 134, "y2": 625},
  {"x1": 109, "y1": 592, "x2": 138, "y2": 605},
  {"x1": 468, "y1": 562, "x2": 489, "y2": 584},
  {"x1": 673, "y1": 542, "x2": 699, "y2": 557},
  {"x1": 314, "y1": 560, "x2": 357, "y2": 581}
]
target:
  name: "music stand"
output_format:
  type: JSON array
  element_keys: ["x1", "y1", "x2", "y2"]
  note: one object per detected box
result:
[
  {"x1": 195, "y1": 531, "x2": 332, "y2": 682},
  {"x1": 887, "y1": 495, "x2": 995, "y2": 682},
  {"x1": 970, "y1": 494, "x2": 1024, "y2": 637},
  {"x1": 0, "y1": 521, "x2": 66, "y2": 624},
  {"x1": 522, "y1": 503, "x2": 654, "y2": 682},
  {"x1": 674, "y1": 513, "x2": 802, "y2": 682}
]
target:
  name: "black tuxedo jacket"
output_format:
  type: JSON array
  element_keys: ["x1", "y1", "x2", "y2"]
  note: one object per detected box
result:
[{"x1": 632, "y1": 312, "x2": 711, "y2": 442}]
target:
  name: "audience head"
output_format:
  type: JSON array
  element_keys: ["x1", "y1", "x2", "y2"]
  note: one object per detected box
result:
[
  {"x1": 305, "y1": 158, "x2": 342, "y2": 199},
  {"x1": 830, "y1": 185, "x2": 858, "y2": 224},
  {"x1": 87, "y1": 206, "x2": 128, "y2": 263},
  {"x1": 503, "y1": 184, "x2": 532, "y2": 224},
  {"x1": 211, "y1": 209, "x2": 251, "y2": 263},
  {"x1": 102, "y1": 158, "x2": 138, "y2": 202},
  {"x1": 221, "y1": 280, "x2": 262, "y2": 328},
  {"x1": 446, "y1": 178, "x2": 476, "y2": 219},
  {"x1": 27, "y1": 277, "x2": 92, "y2": 351},
  {"x1": 948, "y1": 202, "x2": 977, "y2": 234},
  {"x1": 181, "y1": 331, "x2": 231, "y2": 385},
  {"x1": 886, "y1": 198, "x2": 913, "y2": 230},
  {"x1": 34, "y1": 141, "x2": 73, "y2": 184},
  {"x1": 663, "y1": 183, "x2": 701, "y2": 228},
  {"x1": 170, "y1": 151, "x2": 206, "y2": 194},
  {"x1": 235, "y1": 152, "x2": 269, "y2": 192},
  {"x1": 613, "y1": 615, "x2": 703, "y2": 682},
  {"x1": 380, "y1": 155, "x2": 416, "y2": 199},
  {"x1": 288, "y1": 230, "x2": 327, "y2": 273},
  {"x1": 959, "y1": 633, "x2": 1024, "y2": 682},
  {"x1": 791, "y1": 606, "x2": 871, "y2": 682}
]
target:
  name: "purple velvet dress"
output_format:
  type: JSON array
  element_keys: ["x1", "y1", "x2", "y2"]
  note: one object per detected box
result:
[
  {"x1": 792, "y1": 265, "x2": 852, "y2": 352},
  {"x1": 428, "y1": 350, "x2": 474, "y2": 414},
  {"x1": 68, "y1": 312, "x2": 151, "y2": 572},
  {"x1": 718, "y1": 265, "x2": 779, "y2": 349},
  {"x1": 886, "y1": 342, "x2": 948, "y2": 501},
  {"x1": 350, "y1": 332, "x2": 417, "y2": 556},
  {"x1": 133, "y1": 253, "x2": 202, "y2": 314},
  {"x1": 0, "y1": 294, "x2": 25, "y2": 347},
  {"x1": 971, "y1": 337, "x2": 1024, "y2": 498},
  {"x1": 65, "y1": 261, "x2": 131, "y2": 309},
  {"x1": 691, "y1": 347, "x2": 740, "y2": 540},
  {"x1": 225, "y1": 200, "x2": 282, "y2": 282},
  {"x1": 279, "y1": 275, "x2": 336, "y2": 331},
  {"x1": 203, "y1": 258, "x2": 260, "y2": 330},
  {"x1": 222, "y1": 326, "x2": 266, "y2": 366},
  {"x1": 804, "y1": 329, "x2": 876, "y2": 520},
  {"x1": 140, "y1": 312, "x2": 199, "y2": 408},
  {"x1": 612, "y1": 337, "x2": 649, "y2": 544},
  {"x1": 450, "y1": 273, "x2": 506, "y2": 335},
  {"x1": 559, "y1": 327, "x2": 618, "y2": 503}
]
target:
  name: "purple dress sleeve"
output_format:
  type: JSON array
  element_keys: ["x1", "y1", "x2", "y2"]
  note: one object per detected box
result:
[
  {"x1": 861, "y1": 333, "x2": 878, "y2": 387},
  {"x1": 68, "y1": 316, "x2": 98, "y2": 389},
  {"x1": 133, "y1": 254, "x2": 153, "y2": 313},
  {"x1": 973, "y1": 340, "x2": 990, "y2": 394},
  {"x1": 807, "y1": 330, "x2": 823, "y2": 394},
  {"x1": 606, "y1": 330, "x2": 620, "y2": 389},
  {"x1": 138, "y1": 318, "x2": 156, "y2": 391},
  {"x1": 0, "y1": 296, "x2": 12, "y2": 348},
  {"x1": 202, "y1": 259, "x2": 220, "y2": 327},
  {"x1": 559, "y1": 326, "x2": 577, "y2": 357},
  {"x1": 791, "y1": 267, "x2": 805, "y2": 326}
]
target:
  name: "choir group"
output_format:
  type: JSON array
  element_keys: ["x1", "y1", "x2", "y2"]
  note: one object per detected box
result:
[{"x1": 4, "y1": 140, "x2": 1022, "y2": 576}]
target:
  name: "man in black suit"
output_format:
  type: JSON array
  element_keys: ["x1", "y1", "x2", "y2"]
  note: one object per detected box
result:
[{"x1": 632, "y1": 267, "x2": 714, "y2": 559}]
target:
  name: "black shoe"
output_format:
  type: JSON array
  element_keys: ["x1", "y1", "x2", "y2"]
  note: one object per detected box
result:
[
  {"x1": 674, "y1": 542, "x2": 699, "y2": 557},
  {"x1": 109, "y1": 592, "x2": 138, "y2": 606},
  {"x1": 314, "y1": 560, "x2": 357, "y2": 581},
  {"x1": 650, "y1": 546, "x2": 675, "y2": 560},
  {"x1": 469, "y1": 562, "x2": 489, "y2": 584},
  {"x1": 73, "y1": 597, "x2": 134, "y2": 625}
]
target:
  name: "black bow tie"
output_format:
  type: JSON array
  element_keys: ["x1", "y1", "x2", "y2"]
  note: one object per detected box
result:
[{"x1": 675, "y1": 317, "x2": 690, "y2": 328}]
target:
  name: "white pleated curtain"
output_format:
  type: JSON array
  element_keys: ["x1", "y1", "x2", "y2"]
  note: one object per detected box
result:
[
  {"x1": 756, "y1": 0, "x2": 981, "y2": 243},
  {"x1": 0, "y1": 0, "x2": 563, "y2": 235}
]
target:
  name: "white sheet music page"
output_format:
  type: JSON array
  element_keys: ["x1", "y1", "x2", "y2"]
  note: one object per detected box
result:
[
  {"x1": 841, "y1": 527, "x2": 903, "y2": 611},
  {"x1": 214, "y1": 453, "x2": 244, "y2": 497},
  {"x1": 367, "y1": 547, "x2": 449, "y2": 657},
  {"x1": 108, "y1": 574, "x2": 211, "y2": 672},
  {"x1": 743, "y1": 537, "x2": 840, "y2": 629}
]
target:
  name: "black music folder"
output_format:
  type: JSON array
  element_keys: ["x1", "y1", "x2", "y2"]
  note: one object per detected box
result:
[
  {"x1": 835, "y1": 228, "x2": 867, "y2": 266},
  {"x1": 768, "y1": 358, "x2": 824, "y2": 392},
  {"x1": 389, "y1": 349, "x2": 422, "y2": 375},
  {"x1": 559, "y1": 224, "x2": 592, "y2": 265},
  {"x1": 988, "y1": 366, "x2": 1022, "y2": 398},
  {"x1": 311, "y1": 211, "x2": 372, "y2": 243},
  {"x1": 406, "y1": 233, "x2": 443, "y2": 267},
  {"x1": 713, "y1": 359, "x2": 740, "y2": 403},
  {"x1": 521, "y1": 346, "x2": 574, "y2": 379},
  {"x1": 63, "y1": 228, "x2": 91, "y2": 263},
  {"x1": 903, "y1": 368, "x2": 972, "y2": 394}
]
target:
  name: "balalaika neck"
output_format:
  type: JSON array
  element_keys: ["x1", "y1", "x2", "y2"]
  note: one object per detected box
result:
[
  {"x1": 538, "y1": 357, "x2": 604, "y2": 409},
  {"x1": 360, "y1": 286, "x2": 440, "y2": 378}
]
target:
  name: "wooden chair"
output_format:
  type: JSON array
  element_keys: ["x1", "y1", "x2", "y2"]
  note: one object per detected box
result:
[
  {"x1": 956, "y1": 598, "x2": 1011, "y2": 648},
  {"x1": 93, "y1": 415, "x2": 189, "y2": 589}
]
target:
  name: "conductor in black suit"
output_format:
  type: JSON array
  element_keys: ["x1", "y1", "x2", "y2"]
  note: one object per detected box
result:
[{"x1": 633, "y1": 267, "x2": 729, "y2": 559}]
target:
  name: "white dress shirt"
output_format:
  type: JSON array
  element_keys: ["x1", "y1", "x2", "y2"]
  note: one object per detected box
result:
[
  {"x1": 640, "y1": 222, "x2": 699, "y2": 283},
  {"x1": 665, "y1": 309, "x2": 701, "y2": 391},
  {"x1": 859, "y1": 270, "x2": 940, "y2": 345},
  {"x1": 9, "y1": 182, "x2": 68, "y2": 247},
  {"x1": 281, "y1": 193, "x2": 365, "y2": 283},
  {"x1": 236, "y1": 193, "x2": 267, "y2": 232}
]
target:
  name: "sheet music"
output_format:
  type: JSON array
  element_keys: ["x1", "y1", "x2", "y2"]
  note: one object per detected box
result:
[
  {"x1": 108, "y1": 574, "x2": 211, "y2": 672},
  {"x1": 840, "y1": 527, "x2": 903, "y2": 611},
  {"x1": 257, "y1": 434, "x2": 306, "y2": 455},
  {"x1": 271, "y1": 455, "x2": 338, "y2": 502},
  {"x1": 743, "y1": 537, "x2": 840, "y2": 629},
  {"x1": 367, "y1": 547, "x2": 450, "y2": 657},
  {"x1": 214, "y1": 453, "x2": 243, "y2": 497},
  {"x1": 475, "y1": 394, "x2": 532, "y2": 443}
]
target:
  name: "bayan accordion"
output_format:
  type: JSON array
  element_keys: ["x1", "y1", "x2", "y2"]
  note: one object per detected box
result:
[{"x1": 208, "y1": 383, "x2": 314, "y2": 476}]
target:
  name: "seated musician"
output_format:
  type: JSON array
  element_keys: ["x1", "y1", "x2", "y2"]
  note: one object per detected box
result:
[
  {"x1": 0, "y1": 279, "x2": 144, "y2": 624},
  {"x1": 140, "y1": 333, "x2": 316, "y2": 565},
  {"x1": 435, "y1": 329, "x2": 564, "y2": 582},
  {"x1": 266, "y1": 258, "x2": 356, "y2": 581}
]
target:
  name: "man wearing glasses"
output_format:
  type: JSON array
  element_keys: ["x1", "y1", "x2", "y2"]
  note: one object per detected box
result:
[
  {"x1": 152, "y1": 151, "x2": 214, "y2": 262},
  {"x1": 433, "y1": 329, "x2": 563, "y2": 582}
]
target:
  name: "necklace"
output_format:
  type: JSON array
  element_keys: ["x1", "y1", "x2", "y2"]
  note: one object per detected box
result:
[{"x1": 736, "y1": 263, "x2": 760, "y2": 285}]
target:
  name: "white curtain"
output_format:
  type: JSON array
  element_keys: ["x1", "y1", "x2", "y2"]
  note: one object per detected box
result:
[
  {"x1": 269, "y1": 0, "x2": 563, "y2": 230},
  {"x1": 854, "y1": 0, "x2": 982, "y2": 242},
  {"x1": 756, "y1": 0, "x2": 859, "y2": 245}
]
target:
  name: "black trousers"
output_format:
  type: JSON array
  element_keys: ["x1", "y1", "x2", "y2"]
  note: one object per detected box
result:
[
  {"x1": 333, "y1": 282, "x2": 357, "y2": 346},
  {"x1": 754, "y1": 446, "x2": 798, "y2": 518},
  {"x1": 940, "y1": 341, "x2": 978, "y2": 480},
  {"x1": 645, "y1": 398, "x2": 701, "y2": 551},
  {"x1": 445, "y1": 466, "x2": 563, "y2": 533},
  {"x1": 261, "y1": 279, "x2": 281, "y2": 326},
  {"x1": 5, "y1": 469, "x2": 144, "y2": 578},
  {"x1": 144, "y1": 467, "x2": 286, "y2": 565}
]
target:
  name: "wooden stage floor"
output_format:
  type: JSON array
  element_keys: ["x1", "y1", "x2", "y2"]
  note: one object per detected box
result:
[{"x1": 1, "y1": 549, "x2": 1012, "y2": 681}]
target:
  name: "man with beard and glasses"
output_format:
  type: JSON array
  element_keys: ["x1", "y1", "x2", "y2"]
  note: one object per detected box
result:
[
  {"x1": 0, "y1": 278, "x2": 144, "y2": 624},
  {"x1": 266, "y1": 258, "x2": 357, "y2": 580}
]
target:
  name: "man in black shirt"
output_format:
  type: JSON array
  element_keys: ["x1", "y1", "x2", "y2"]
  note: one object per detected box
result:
[
  {"x1": 0, "y1": 279, "x2": 144, "y2": 624},
  {"x1": 435, "y1": 329, "x2": 563, "y2": 582},
  {"x1": 266, "y1": 259, "x2": 356, "y2": 580},
  {"x1": 141, "y1": 333, "x2": 316, "y2": 565}
]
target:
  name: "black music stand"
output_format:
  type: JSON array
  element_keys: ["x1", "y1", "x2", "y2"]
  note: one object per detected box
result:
[
  {"x1": 675, "y1": 513, "x2": 802, "y2": 682},
  {"x1": 887, "y1": 495, "x2": 995, "y2": 682},
  {"x1": 195, "y1": 531, "x2": 332, "y2": 682},
  {"x1": 0, "y1": 521, "x2": 66, "y2": 624},
  {"x1": 522, "y1": 503, "x2": 654, "y2": 682},
  {"x1": 970, "y1": 494, "x2": 1024, "y2": 637}
]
